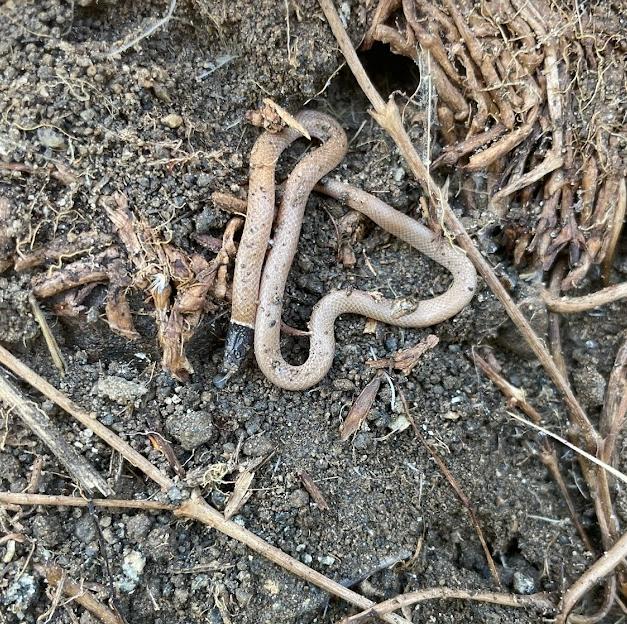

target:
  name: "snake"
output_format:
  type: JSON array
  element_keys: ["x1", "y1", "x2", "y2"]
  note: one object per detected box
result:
[{"x1": 217, "y1": 110, "x2": 477, "y2": 391}]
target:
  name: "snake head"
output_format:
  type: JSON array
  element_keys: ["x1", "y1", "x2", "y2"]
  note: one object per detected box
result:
[{"x1": 215, "y1": 322, "x2": 255, "y2": 388}]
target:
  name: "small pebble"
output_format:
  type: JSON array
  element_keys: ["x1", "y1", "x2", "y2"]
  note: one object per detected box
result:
[
  {"x1": 288, "y1": 489, "x2": 310, "y2": 508},
  {"x1": 513, "y1": 571, "x2": 536, "y2": 595},
  {"x1": 93, "y1": 375, "x2": 147, "y2": 406},
  {"x1": 243, "y1": 435, "x2": 274, "y2": 457},
  {"x1": 37, "y1": 127, "x2": 66, "y2": 149},
  {"x1": 161, "y1": 113, "x2": 183, "y2": 128}
]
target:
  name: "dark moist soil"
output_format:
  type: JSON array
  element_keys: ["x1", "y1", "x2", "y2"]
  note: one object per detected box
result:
[{"x1": 1, "y1": 1, "x2": 626, "y2": 623}]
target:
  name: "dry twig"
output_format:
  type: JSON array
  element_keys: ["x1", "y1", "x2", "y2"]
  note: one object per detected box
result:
[
  {"x1": 343, "y1": 588, "x2": 554, "y2": 623},
  {"x1": 542, "y1": 282, "x2": 627, "y2": 314},
  {"x1": 35, "y1": 562, "x2": 124, "y2": 624},
  {"x1": 556, "y1": 530, "x2": 627, "y2": 624}
]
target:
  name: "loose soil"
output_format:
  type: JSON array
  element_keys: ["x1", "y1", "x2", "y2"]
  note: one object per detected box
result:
[{"x1": 0, "y1": 1, "x2": 625, "y2": 623}]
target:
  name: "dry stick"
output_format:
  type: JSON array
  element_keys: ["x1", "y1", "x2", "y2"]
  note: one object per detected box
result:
[
  {"x1": 398, "y1": 389, "x2": 501, "y2": 588},
  {"x1": 0, "y1": 343, "x2": 170, "y2": 491},
  {"x1": 548, "y1": 260, "x2": 568, "y2": 379},
  {"x1": 0, "y1": 371, "x2": 112, "y2": 497},
  {"x1": 599, "y1": 337, "x2": 627, "y2": 463},
  {"x1": 601, "y1": 176, "x2": 626, "y2": 285},
  {"x1": 343, "y1": 588, "x2": 555, "y2": 624},
  {"x1": 174, "y1": 493, "x2": 407, "y2": 624},
  {"x1": 567, "y1": 575, "x2": 617, "y2": 624},
  {"x1": 316, "y1": 0, "x2": 599, "y2": 454},
  {"x1": 592, "y1": 338, "x2": 627, "y2": 552},
  {"x1": 34, "y1": 562, "x2": 124, "y2": 624},
  {"x1": 542, "y1": 282, "x2": 627, "y2": 313},
  {"x1": 539, "y1": 450, "x2": 596, "y2": 554},
  {"x1": 556, "y1": 530, "x2": 627, "y2": 624},
  {"x1": 0, "y1": 492, "x2": 175, "y2": 512},
  {"x1": 0, "y1": 346, "x2": 410, "y2": 624},
  {"x1": 472, "y1": 350, "x2": 594, "y2": 550}
]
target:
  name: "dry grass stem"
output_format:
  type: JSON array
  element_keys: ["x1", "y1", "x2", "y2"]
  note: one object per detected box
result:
[{"x1": 28, "y1": 294, "x2": 66, "y2": 374}]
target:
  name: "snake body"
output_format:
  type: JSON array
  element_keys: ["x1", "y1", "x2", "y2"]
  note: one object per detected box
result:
[{"x1": 221, "y1": 110, "x2": 477, "y2": 391}]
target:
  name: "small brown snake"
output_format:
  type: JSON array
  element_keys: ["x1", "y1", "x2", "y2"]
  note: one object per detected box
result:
[{"x1": 218, "y1": 110, "x2": 477, "y2": 391}]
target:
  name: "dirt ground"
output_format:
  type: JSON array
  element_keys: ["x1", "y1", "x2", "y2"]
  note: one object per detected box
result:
[{"x1": 1, "y1": 1, "x2": 626, "y2": 623}]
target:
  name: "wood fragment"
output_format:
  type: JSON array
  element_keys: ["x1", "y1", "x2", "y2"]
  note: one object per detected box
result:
[
  {"x1": 367, "y1": 335, "x2": 439, "y2": 375},
  {"x1": 339, "y1": 373, "x2": 382, "y2": 441},
  {"x1": 298, "y1": 470, "x2": 329, "y2": 511},
  {"x1": 35, "y1": 562, "x2": 125, "y2": 624},
  {"x1": 148, "y1": 433, "x2": 185, "y2": 479},
  {"x1": 31, "y1": 248, "x2": 119, "y2": 298},
  {"x1": 466, "y1": 106, "x2": 540, "y2": 173},
  {"x1": 601, "y1": 177, "x2": 626, "y2": 284},
  {"x1": 223, "y1": 469, "x2": 255, "y2": 520},
  {"x1": 15, "y1": 231, "x2": 113, "y2": 272},
  {"x1": 433, "y1": 125, "x2": 506, "y2": 169},
  {"x1": 105, "y1": 276, "x2": 140, "y2": 340},
  {"x1": 0, "y1": 371, "x2": 112, "y2": 496}
]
